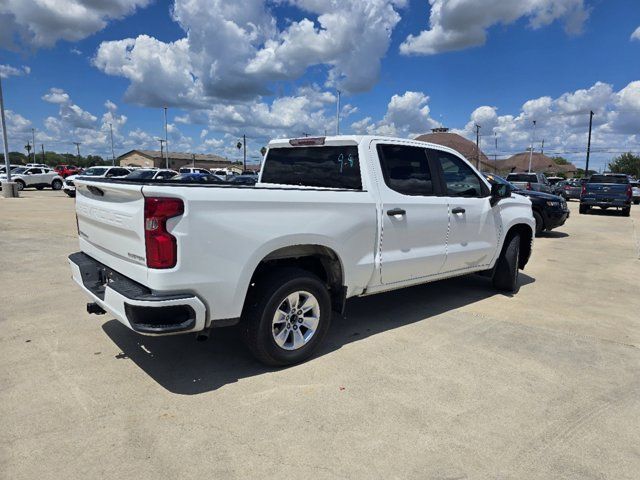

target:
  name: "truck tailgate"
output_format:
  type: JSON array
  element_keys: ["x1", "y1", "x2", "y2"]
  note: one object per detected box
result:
[{"x1": 75, "y1": 180, "x2": 148, "y2": 282}]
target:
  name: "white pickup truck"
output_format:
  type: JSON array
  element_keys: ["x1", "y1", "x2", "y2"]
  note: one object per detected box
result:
[{"x1": 69, "y1": 136, "x2": 535, "y2": 365}]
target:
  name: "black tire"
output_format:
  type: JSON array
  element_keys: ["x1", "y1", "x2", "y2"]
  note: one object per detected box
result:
[
  {"x1": 242, "y1": 268, "x2": 332, "y2": 366},
  {"x1": 64, "y1": 190, "x2": 76, "y2": 198},
  {"x1": 51, "y1": 179, "x2": 62, "y2": 190},
  {"x1": 634, "y1": 200, "x2": 639, "y2": 205},
  {"x1": 15, "y1": 180, "x2": 25, "y2": 191},
  {"x1": 492, "y1": 234, "x2": 520, "y2": 293},
  {"x1": 533, "y1": 210, "x2": 544, "y2": 236},
  {"x1": 622, "y1": 207, "x2": 631, "y2": 217},
  {"x1": 579, "y1": 204, "x2": 588, "y2": 214}
]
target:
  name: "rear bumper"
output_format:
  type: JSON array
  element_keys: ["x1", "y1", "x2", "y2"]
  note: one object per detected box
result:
[
  {"x1": 580, "y1": 198, "x2": 630, "y2": 208},
  {"x1": 68, "y1": 252, "x2": 206, "y2": 335}
]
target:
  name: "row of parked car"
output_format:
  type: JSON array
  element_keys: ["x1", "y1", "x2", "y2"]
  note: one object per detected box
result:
[
  {"x1": 0, "y1": 164, "x2": 259, "y2": 194},
  {"x1": 61, "y1": 166, "x2": 259, "y2": 197}
]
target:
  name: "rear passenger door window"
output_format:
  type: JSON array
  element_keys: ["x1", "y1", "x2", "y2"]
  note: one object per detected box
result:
[
  {"x1": 377, "y1": 144, "x2": 434, "y2": 196},
  {"x1": 430, "y1": 150, "x2": 486, "y2": 197}
]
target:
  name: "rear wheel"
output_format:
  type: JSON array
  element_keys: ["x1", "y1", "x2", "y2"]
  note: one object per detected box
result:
[
  {"x1": 492, "y1": 234, "x2": 520, "y2": 293},
  {"x1": 634, "y1": 200, "x2": 639, "y2": 205},
  {"x1": 622, "y1": 207, "x2": 631, "y2": 217},
  {"x1": 242, "y1": 268, "x2": 332, "y2": 366},
  {"x1": 533, "y1": 211, "x2": 544, "y2": 236},
  {"x1": 579, "y1": 204, "x2": 588, "y2": 214},
  {"x1": 51, "y1": 179, "x2": 62, "y2": 190}
]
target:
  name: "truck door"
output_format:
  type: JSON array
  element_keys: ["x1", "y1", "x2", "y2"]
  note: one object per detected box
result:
[
  {"x1": 375, "y1": 143, "x2": 449, "y2": 284},
  {"x1": 429, "y1": 149, "x2": 500, "y2": 273}
]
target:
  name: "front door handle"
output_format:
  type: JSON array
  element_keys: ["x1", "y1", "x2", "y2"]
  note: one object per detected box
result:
[
  {"x1": 387, "y1": 208, "x2": 406, "y2": 217},
  {"x1": 452, "y1": 207, "x2": 465, "y2": 214}
]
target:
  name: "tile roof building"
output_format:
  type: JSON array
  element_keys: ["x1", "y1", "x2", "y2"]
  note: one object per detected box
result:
[
  {"x1": 495, "y1": 151, "x2": 578, "y2": 177},
  {"x1": 415, "y1": 128, "x2": 495, "y2": 171},
  {"x1": 118, "y1": 149, "x2": 260, "y2": 172}
]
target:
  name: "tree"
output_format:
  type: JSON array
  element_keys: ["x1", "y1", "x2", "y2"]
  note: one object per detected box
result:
[
  {"x1": 608, "y1": 152, "x2": 640, "y2": 178},
  {"x1": 551, "y1": 156, "x2": 570, "y2": 165},
  {"x1": 575, "y1": 168, "x2": 597, "y2": 178}
]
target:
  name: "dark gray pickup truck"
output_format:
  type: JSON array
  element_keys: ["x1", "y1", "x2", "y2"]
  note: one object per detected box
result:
[{"x1": 579, "y1": 174, "x2": 632, "y2": 216}]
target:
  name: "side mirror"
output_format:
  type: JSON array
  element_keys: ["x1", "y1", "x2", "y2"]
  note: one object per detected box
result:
[{"x1": 490, "y1": 183, "x2": 510, "y2": 206}]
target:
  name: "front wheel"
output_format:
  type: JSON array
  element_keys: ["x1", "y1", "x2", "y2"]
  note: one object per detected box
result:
[
  {"x1": 492, "y1": 234, "x2": 520, "y2": 293},
  {"x1": 242, "y1": 268, "x2": 332, "y2": 366},
  {"x1": 51, "y1": 179, "x2": 62, "y2": 190},
  {"x1": 15, "y1": 180, "x2": 25, "y2": 191},
  {"x1": 64, "y1": 190, "x2": 76, "y2": 198}
]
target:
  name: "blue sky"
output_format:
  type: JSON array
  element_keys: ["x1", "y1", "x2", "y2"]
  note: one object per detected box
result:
[{"x1": 1, "y1": 0, "x2": 639, "y2": 170}]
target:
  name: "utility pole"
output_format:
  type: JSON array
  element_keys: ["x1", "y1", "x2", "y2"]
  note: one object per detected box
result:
[
  {"x1": 585, "y1": 110, "x2": 594, "y2": 177},
  {"x1": 32, "y1": 128, "x2": 36, "y2": 163},
  {"x1": 527, "y1": 120, "x2": 536, "y2": 173},
  {"x1": 475, "y1": 124, "x2": 481, "y2": 168},
  {"x1": 243, "y1": 134, "x2": 247, "y2": 172},
  {"x1": 158, "y1": 138, "x2": 165, "y2": 166},
  {"x1": 163, "y1": 107, "x2": 169, "y2": 169},
  {"x1": 192, "y1": 153, "x2": 195, "y2": 168},
  {"x1": 494, "y1": 132, "x2": 498, "y2": 174},
  {"x1": 540, "y1": 139, "x2": 544, "y2": 156},
  {"x1": 41, "y1": 144, "x2": 45, "y2": 163},
  {"x1": 336, "y1": 90, "x2": 341, "y2": 135},
  {"x1": 73, "y1": 142, "x2": 81, "y2": 164},
  {"x1": 109, "y1": 122, "x2": 115, "y2": 166},
  {"x1": 0, "y1": 75, "x2": 14, "y2": 186}
]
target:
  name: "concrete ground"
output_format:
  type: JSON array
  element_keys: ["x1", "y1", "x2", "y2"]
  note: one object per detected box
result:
[{"x1": 1, "y1": 190, "x2": 639, "y2": 480}]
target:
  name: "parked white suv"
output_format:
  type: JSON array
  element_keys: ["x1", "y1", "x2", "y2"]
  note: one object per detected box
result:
[
  {"x1": 0, "y1": 166, "x2": 63, "y2": 191},
  {"x1": 63, "y1": 166, "x2": 131, "y2": 197},
  {"x1": 69, "y1": 135, "x2": 535, "y2": 365}
]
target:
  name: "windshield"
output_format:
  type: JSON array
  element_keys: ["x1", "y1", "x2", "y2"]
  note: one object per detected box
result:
[
  {"x1": 82, "y1": 167, "x2": 108, "y2": 176},
  {"x1": 506, "y1": 173, "x2": 537, "y2": 182},
  {"x1": 483, "y1": 173, "x2": 518, "y2": 190},
  {"x1": 126, "y1": 170, "x2": 157, "y2": 179},
  {"x1": 588, "y1": 175, "x2": 628, "y2": 184}
]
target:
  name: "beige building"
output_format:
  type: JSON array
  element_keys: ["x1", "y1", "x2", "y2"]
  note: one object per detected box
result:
[{"x1": 118, "y1": 150, "x2": 248, "y2": 173}]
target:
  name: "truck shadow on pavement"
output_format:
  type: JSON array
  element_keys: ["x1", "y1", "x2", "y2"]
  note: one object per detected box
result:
[{"x1": 102, "y1": 273, "x2": 535, "y2": 395}]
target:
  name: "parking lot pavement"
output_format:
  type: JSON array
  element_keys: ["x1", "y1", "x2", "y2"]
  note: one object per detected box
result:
[{"x1": 1, "y1": 191, "x2": 639, "y2": 480}]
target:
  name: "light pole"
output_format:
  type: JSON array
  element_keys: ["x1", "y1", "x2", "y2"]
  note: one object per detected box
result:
[
  {"x1": 109, "y1": 122, "x2": 115, "y2": 166},
  {"x1": 236, "y1": 135, "x2": 247, "y2": 171},
  {"x1": 31, "y1": 128, "x2": 36, "y2": 163},
  {"x1": 475, "y1": 124, "x2": 481, "y2": 168},
  {"x1": 336, "y1": 90, "x2": 341, "y2": 135},
  {"x1": 158, "y1": 139, "x2": 165, "y2": 167},
  {"x1": 163, "y1": 107, "x2": 169, "y2": 169},
  {"x1": 527, "y1": 120, "x2": 537, "y2": 173},
  {"x1": 0, "y1": 75, "x2": 14, "y2": 187}
]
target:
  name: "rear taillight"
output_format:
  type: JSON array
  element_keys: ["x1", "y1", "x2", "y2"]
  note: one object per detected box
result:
[
  {"x1": 581, "y1": 184, "x2": 587, "y2": 196},
  {"x1": 627, "y1": 184, "x2": 633, "y2": 200},
  {"x1": 526, "y1": 182, "x2": 532, "y2": 190},
  {"x1": 144, "y1": 197, "x2": 184, "y2": 269}
]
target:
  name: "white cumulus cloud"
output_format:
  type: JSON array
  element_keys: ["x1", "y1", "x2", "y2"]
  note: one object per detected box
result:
[
  {"x1": 0, "y1": 0, "x2": 151, "y2": 49},
  {"x1": 93, "y1": 0, "x2": 405, "y2": 107},
  {"x1": 400, "y1": 0, "x2": 590, "y2": 55}
]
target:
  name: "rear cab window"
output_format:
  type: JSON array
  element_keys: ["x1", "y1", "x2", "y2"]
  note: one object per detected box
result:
[
  {"x1": 261, "y1": 145, "x2": 362, "y2": 189},
  {"x1": 588, "y1": 175, "x2": 629, "y2": 184},
  {"x1": 507, "y1": 173, "x2": 538, "y2": 183}
]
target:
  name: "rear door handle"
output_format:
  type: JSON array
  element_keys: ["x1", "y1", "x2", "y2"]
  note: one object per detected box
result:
[
  {"x1": 452, "y1": 207, "x2": 465, "y2": 214},
  {"x1": 387, "y1": 208, "x2": 406, "y2": 217}
]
